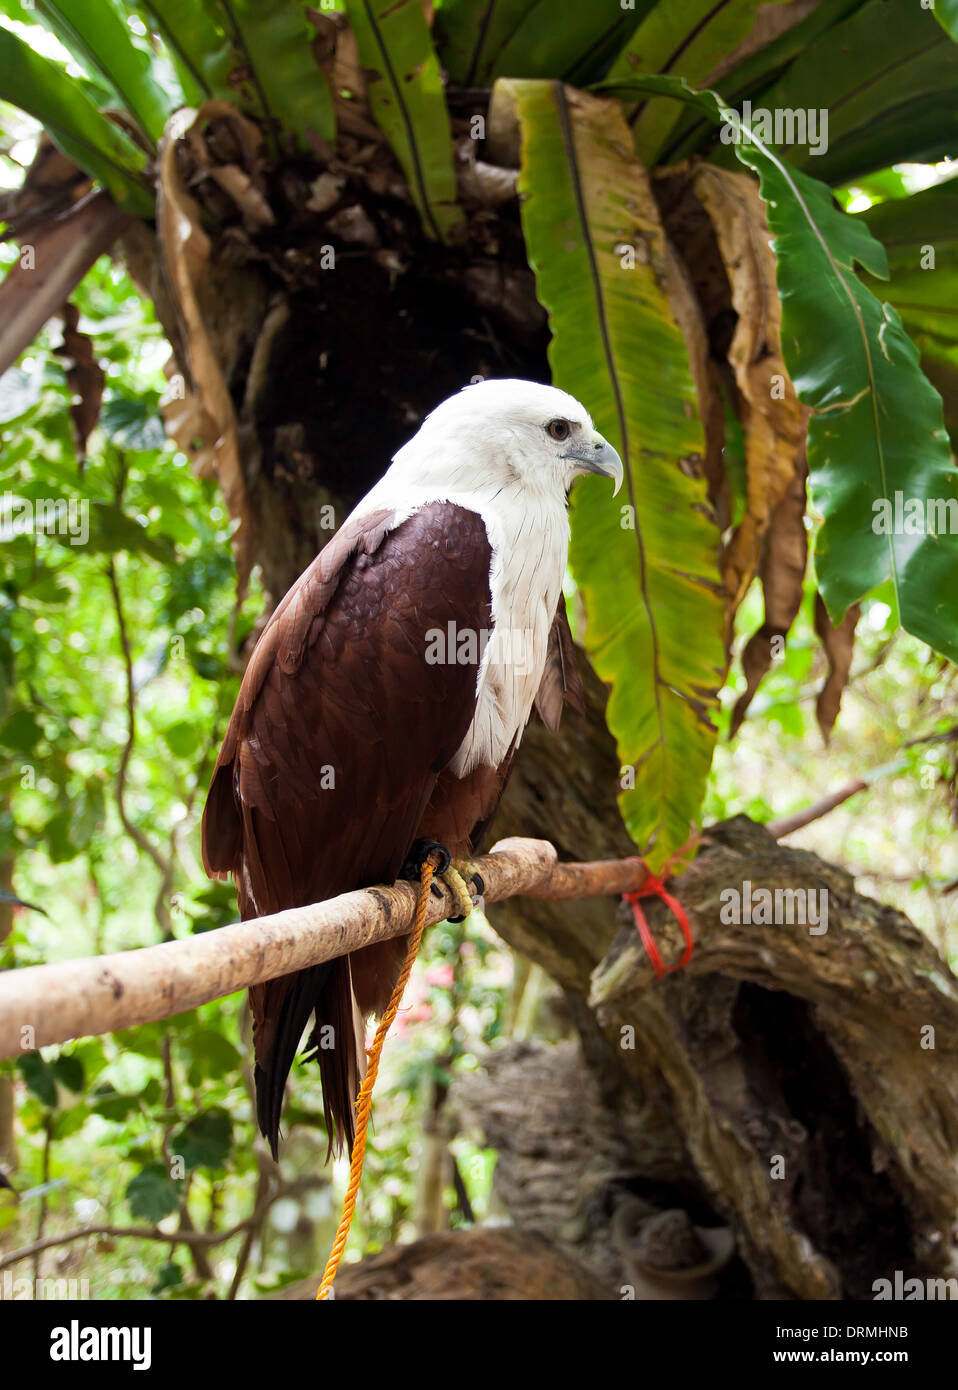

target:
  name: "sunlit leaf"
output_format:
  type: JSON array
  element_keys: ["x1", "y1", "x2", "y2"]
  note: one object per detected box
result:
[{"x1": 505, "y1": 78, "x2": 725, "y2": 867}]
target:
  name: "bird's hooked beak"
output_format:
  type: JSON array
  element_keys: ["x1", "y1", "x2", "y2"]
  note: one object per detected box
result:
[{"x1": 563, "y1": 435, "x2": 624, "y2": 496}]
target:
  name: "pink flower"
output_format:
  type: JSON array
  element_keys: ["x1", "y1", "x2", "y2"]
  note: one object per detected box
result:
[
  {"x1": 393, "y1": 1001, "x2": 434, "y2": 1036},
  {"x1": 424, "y1": 963, "x2": 454, "y2": 988}
]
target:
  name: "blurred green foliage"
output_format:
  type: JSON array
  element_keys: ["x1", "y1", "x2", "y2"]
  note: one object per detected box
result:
[{"x1": 0, "y1": 246, "x2": 516, "y2": 1297}]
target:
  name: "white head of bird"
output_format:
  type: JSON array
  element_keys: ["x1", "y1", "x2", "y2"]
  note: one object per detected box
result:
[{"x1": 370, "y1": 378, "x2": 623, "y2": 509}]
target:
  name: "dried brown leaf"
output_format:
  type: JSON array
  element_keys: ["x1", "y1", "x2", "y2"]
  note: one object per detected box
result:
[
  {"x1": 159, "y1": 354, "x2": 216, "y2": 476},
  {"x1": 156, "y1": 107, "x2": 255, "y2": 589},
  {"x1": 205, "y1": 166, "x2": 275, "y2": 233},
  {"x1": 306, "y1": 171, "x2": 346, "y2": 213},
  {"x1": 456, "y1": 138, "x2": 519, "y2": 210},
  {"x1": 729, "y1": 465, "x2": 808, "y2": 736},
  {"x1": 661, "y1": 237, "x2": 728, "y2": 534},
  {"x1": 692, "y1": 165, "x2": 807, "y2": 610},
  {"x1": 309, "y1": 9, "x2": 382, "y2": 146},
  {"x1": 814, "y1": 592, "x2": 860, "y2": 742},
  {"x1": 54, "y1": 301, "x2": 104, "y2": 463}
]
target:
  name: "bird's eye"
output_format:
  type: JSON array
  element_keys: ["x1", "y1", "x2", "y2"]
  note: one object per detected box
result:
[{"x1": 547, "y1": 419, "x2": 570, "y2": 441}]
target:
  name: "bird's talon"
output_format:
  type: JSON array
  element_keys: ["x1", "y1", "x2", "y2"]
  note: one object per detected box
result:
[
  {"x1": 441, "y1": 862, "x2": 478, "y2": 922},
  {"x1": 401, "y1": 838, "x2": 451, "y2": 882}
]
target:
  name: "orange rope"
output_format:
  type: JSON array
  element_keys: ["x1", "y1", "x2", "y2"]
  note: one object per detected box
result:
[{"x1": 315, "y1": 857, "x2": 436, "y2": 1300}]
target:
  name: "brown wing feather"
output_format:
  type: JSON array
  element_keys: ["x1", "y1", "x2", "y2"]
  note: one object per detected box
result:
[
  {"x1": 534, "y1": 597, "x2": 585, "y2": 732},
  {"x1": 202, "y1": 503, "x2": 493, "y2": 1157}
]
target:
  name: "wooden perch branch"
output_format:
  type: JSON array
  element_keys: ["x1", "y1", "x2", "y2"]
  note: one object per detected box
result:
[{"x1": 0, "y1": 838, "x2": 651, "y2": 1059}]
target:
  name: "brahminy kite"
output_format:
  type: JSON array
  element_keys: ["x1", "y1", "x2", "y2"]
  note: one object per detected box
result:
[{"x1": 201, "y1": 379, "x2": 623, "y2": 1158}]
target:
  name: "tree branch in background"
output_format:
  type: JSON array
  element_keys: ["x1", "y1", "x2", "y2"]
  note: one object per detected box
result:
[
  {"x1": 768, "y1": 779, "x2": 868, "y2": 839},
  {"x1": 0, "y1": 1218, "x2": 254, "y2": 1272}
]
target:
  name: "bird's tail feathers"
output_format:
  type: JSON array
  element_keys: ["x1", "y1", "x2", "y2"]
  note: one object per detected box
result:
[
  {"x1": 310, "y1": 956, "x2": 366, "y2": 1160},
  {"x1": 251, "y1": 956, "x2": 364, "y2": 1161}
]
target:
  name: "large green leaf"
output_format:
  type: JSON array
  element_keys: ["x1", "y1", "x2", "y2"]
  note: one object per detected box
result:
[
  {"x1": 33, "y1": 0, "x2": 176, "y2": 143},
  {"x1": 504, "y1": 78, "x2": 725, "y2": 868},
  {"x1": 859, "y1": 179, "x2": 958, "y2": 453},
  {"x1": 133, "y1": 0, "x2": 236, "y2": 107},
  {"x1": 921, "y1": 347, "x2": 958, "y2": 457},
  {"x1": 343, "y1": 0, "x2": 461, "y2": 241},
  {"x1": 604, "y1": 0, "x2": 766, "y2": 165},
  {"x1": 658, "y1": 0, "x2": 867, "y2": 166},
  {"x1": 434, "y1": 0, "x2": 647, "y2": 89},
  {"x1": 0, "y1": 24, "x2": 153, "y2": 213},
  {"x1": 859, "y1": 180, "x2": 958, "y2": 348},
  {"x1": 208, "y1": 0, "x2": 335, "y2": 152},
  {"x1": 136, "y1": 0, "x2": 335, "y2": 150},
  {"x1": 719, "y1": 0, "x2": 958, "y2": 185},
  {"x1": 936, "y1": 0, "x2": 958, "y2": 39},
  {"x1": 601, "y1": 75, "x2": 958, "y2": 663},
  {"x1": 621, "y1": 0, "x2": 957, "y2": 181}
]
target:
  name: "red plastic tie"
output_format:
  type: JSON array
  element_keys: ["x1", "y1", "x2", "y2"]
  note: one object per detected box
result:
[{"x1": 622, "y1": 861, "x2": 694, "y2": 980}]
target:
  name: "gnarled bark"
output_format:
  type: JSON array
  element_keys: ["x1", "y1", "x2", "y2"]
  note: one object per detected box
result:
[{"x1": 458, "y1": 816, "x2": 958, "y2": 1300}]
